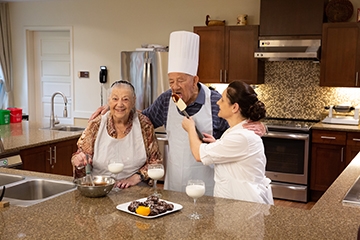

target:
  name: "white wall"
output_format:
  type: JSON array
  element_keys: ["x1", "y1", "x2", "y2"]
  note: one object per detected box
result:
[
  {"x1": 8, "y1": 0, "x2": 360, "y2": 120},
  {"x1": 8, "y1": 0, "x2": 260, "y2": 119}
]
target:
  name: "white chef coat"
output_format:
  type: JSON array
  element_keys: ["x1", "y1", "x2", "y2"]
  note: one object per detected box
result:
[
  {"x1": 92, "y1": 112, "x2": 147, "y2": 180},
  {"x1": 164, "y1": 83, "x2": 214, "y2": 196},
  {"x1": 200, "y1": 121, "x2": 274, "y2": 204}
]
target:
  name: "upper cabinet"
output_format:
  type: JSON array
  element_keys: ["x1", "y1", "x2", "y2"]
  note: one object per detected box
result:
[
  {"x1": 259, "y1": 0, "x2": 326, "y2": 37},
  {"x1": 320, "y1": 23, "x2": 360, "y2": 87},
  {"x1": 194, "y1": 25, "x2": 264, "y2": 84}
]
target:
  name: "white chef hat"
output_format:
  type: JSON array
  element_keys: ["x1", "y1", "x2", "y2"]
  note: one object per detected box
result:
[{"x1": 168, "y1": 31, "x2": 199, "y2": 76}]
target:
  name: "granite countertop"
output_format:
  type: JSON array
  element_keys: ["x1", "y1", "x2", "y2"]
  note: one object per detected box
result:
[
  {"x1": 0, "y1": 121, "x2": 82, "y2": 158},
  {"x1": 1, "y1": 154, "x2": 360, "y2": 239},
  {"x1": 312, "y1": 122, "x2": 360, "y2": 132}
]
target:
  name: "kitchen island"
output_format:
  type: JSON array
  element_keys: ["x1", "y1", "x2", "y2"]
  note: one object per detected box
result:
[{"x1": 1, "y1": 153, "x2": 360, "y2": 239}]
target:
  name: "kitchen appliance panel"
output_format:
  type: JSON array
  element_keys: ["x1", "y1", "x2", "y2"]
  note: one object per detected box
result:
[
  {"x1": 263, "y1": 131, "x2": 309, "y2": 185},
  {"x1": 262, "y1": 118, "x2": 317, "y2": 202},
  {"x1": 121, "y1": 51, "x2": 169, "y2": 110}
]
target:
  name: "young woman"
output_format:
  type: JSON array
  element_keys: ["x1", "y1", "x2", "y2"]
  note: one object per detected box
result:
[{"x1": 182, "y1": 80, "x2": 273, "y2": 204}]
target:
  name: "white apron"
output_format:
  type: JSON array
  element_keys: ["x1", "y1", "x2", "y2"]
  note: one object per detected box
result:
[
  {"x1": 164, "y1": 83, "x2": 214, "y2": 196},
  {"x1": 92, "y1": 112, "x2": 147, "y2": 180}
]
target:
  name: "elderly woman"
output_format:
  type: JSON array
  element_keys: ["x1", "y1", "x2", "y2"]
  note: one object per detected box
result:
[
  {"x1": 182, "y1": 80, "x2": 273, "y2": 204},
  {"x1": 71, "y1": 80, "x2": 162, "y2": 188}
]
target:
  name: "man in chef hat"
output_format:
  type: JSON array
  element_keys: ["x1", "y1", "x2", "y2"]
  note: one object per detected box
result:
[
  {"x1": 163, "y1": 30, "x2": 218, "y2": 195},
  {"x1": 90, "y1": 31, "x2": 266, "y2": 195}
]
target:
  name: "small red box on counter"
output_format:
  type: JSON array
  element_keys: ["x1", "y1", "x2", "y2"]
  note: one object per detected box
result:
[{"x1": 7, "y1": 108, "x2": 22, "y2": 123}]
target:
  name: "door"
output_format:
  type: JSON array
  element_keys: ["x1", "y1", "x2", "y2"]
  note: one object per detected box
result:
[{"x1": 33, "y1": 31, "x2": 73, "y2": 125}]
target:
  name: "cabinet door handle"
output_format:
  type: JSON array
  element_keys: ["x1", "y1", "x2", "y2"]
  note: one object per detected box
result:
[
  {"x1": 220, "y1": 70, "x2": 223, "y2": 83},
  {"x1": 353, "y1": 138, "x2": 360, "y2": 142},
  {"x1": 320, "y1": 136, "x2": 336, "y2": 140},
  {"x1": 341, "y1": 147, "x2": 344, "y2": 162},
  {"x1": 48, "y1": 147, "x2": 52, "y2": 165},
  {"x1": 53, "y1": 146, "x2": 56, "y2": 164},
  {"x1": 224, "y1": 70, "x2": 227, "y2": 83},
  {"x1": 356, "y1": 72, "x2": 359, "y2": 86}
]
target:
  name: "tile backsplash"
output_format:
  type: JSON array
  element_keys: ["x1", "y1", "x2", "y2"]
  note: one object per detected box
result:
[{"x1": 209, "y1": 61, "x2": 360, "y2": 120}]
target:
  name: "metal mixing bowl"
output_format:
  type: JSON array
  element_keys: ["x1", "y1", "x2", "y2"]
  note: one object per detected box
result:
[{"x1": 75, "y1": 175, "x2": 116, "y2": 198}]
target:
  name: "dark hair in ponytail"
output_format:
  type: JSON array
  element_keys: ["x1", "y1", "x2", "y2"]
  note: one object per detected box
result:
[{"x1": 226, "y1": 80, "x2": 266, "y2": 121}]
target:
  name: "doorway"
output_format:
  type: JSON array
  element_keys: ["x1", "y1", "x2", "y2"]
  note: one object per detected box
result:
[{"x1": 26, "y1": 27, "x2": 73, "y2": 126}]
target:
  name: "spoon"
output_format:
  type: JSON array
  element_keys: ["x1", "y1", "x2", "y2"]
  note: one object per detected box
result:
[{"x1": 172, "y1": 93, "x2": 204, "y2": 141}]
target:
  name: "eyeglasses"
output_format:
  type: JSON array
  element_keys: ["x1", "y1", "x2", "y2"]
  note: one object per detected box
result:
[{"x1": 111, "y1": 80, "x2": 135, "y2": 91}]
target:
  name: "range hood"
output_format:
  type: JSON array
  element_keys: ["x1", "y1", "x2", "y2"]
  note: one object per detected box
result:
[{"x1": 254, "y1": 39, "x2": 321, "y2": 61}]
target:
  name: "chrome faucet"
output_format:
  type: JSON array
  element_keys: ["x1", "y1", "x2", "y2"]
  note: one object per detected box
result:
[
  {"x1": 0, "y1": 138, "x2": 4, "y2": 153},
  {"x1": 50, "y1": 91, "x2": 68, "y2": 129}
]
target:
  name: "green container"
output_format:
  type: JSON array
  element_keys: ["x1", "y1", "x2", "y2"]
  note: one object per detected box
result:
[{"x1": 0, "y1": 109, "x2": 10, "y2": 125}]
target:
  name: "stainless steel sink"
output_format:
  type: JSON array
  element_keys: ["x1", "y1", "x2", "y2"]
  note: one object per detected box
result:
[
  {"x1": 41, "y1": 125, "x2": 85, "y2": 132},
  {"x1": 2, "y1": 178, "x2": 76, "y2": 207},
  {"x1": 54, "y1": 126, "x2": 85, "y2": 132},
  {"x1": 343, "y1": 176, "x2": 360, "y2": 206},
  {"x1": 0, "y1": 173, "x2": 25, "y2": 186}
]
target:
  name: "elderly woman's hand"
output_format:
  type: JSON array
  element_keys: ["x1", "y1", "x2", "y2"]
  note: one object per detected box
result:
[
  {"x1": 71, "y1": 152, "x2": 91, "y2": 169},
  {"x1": 116, "y1": 174, "x2": 142, "y2": 189}
]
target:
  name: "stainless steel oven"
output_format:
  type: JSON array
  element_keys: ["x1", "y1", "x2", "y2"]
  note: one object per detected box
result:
[{"x1": 262, "y1": 118, "x2": 317, "y2": 202}]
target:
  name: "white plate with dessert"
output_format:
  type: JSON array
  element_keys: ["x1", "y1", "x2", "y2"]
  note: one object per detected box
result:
[{"x1": 116, "y1": 196, "x2": 183, "y2": 219}]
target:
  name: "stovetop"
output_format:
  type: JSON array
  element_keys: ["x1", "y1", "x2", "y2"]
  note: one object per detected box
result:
[{"x1": 262, "y1": 118, "x2": 320, "y2": 132}]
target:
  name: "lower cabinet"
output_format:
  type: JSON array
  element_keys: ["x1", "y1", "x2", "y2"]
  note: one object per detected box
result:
[
  {"x1": 20, "y1": 138, "x2": 78, "y2": 176},
  {"x1": 311, "y1": 130, "x2": 360, "y2": 201},
  {"x1": 346, "y1": 132, "x2": 360, "y2": 165}
]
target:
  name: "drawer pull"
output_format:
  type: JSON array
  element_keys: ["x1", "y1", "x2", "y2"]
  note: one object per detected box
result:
[
  {"x1": 321, "y1": 136, "x2": 336, "y2": 140},
  {"x1": 352, "y1": 138, "x2": 360, "y2": 142}
]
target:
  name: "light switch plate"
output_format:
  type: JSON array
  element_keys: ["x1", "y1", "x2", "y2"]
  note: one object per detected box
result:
[{"x1": 78, "y1": 71, "x2": 90, "y2": 78}]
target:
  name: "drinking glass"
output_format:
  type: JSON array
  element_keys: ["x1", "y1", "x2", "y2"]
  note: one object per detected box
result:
[
  {"x1": 108, "y1": 158, "x2": 124, "y2": 192},
  {"x1": 186, "y1": 179, "x2": 205, "y2": 220},
  {"x1": 148, "y1": 163, "x2": 164, "y2": 197}
]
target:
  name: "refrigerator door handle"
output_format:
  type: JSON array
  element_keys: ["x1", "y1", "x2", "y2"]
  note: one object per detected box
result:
[
  {"x1": 141, "y1": 52, "x2": 150, "y2": 110},
  {"x1": 146, "y1": 59, "x2": 152, "y2": 109}
]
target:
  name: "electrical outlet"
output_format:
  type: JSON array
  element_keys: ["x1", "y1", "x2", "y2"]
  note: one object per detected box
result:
[{"x1": 78, "y1": 71, "x2": 90, "y2": 78}]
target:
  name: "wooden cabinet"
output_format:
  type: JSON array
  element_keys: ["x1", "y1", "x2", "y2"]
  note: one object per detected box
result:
[
  {"x1": 194, "y1": 25, "x2": 264, "y2": 84},
  {"x1": 311, "y1": 130, "x2": 346, "y2": 193},
  {"x1": 320, "y1": 23, "x2": 360, "y2": 87},
  {"x1": 259, "y1": 0, "x2": 325, "y2": 37},
  {"x1": 20, "y1": 138, "x2": 78, "y2": 176},
  {"x1": 311, "y1": 130, "x2": 360, "y2": 200},
  {"x1": 346, "y1": 132, "x2": 360, "y2": 165}
]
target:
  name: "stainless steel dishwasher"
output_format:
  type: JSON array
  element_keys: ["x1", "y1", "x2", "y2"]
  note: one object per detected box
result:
[{"x1": 155, "y1": 131, "x2": 168, "y2": 182}]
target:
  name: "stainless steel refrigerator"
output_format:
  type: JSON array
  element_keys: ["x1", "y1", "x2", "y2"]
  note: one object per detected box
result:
[{"x1": 121, "y1": 51, "x2": 169, "y2": 110}]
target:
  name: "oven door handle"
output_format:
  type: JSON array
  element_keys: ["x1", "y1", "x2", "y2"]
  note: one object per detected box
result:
[{"x1": 263, "y1": 131, "x2": 309, "y2": 140}]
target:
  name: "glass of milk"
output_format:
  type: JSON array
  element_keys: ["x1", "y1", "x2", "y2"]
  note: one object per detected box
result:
[
  {"x1": 108, "y1": 158, "x2": 124, "y2": 192},
  {"x1": 148, "y1": 163, "x2": 165, "y2": 197},
  {"x1": 186, "y1": 179, "x2": 205, "y2": 220}
]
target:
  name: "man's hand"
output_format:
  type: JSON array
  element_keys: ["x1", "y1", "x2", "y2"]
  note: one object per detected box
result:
[
  {"x1": 89, "y1": 105, "x2": 109, "y2": 121},
  {"x1": 243, "y1": 121, "x2": 267, "y2": 137}
]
